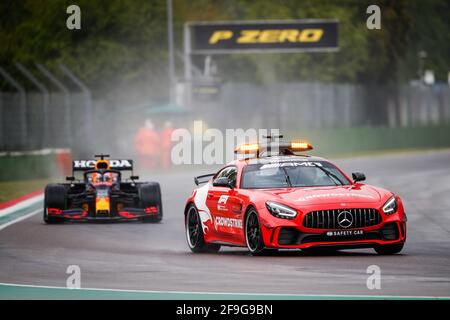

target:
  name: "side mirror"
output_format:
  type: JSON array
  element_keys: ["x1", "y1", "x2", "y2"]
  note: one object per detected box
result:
[
  {"x1": 66, "y1": 176, "x2": 75, "y2": 182},
  {"x1": 130, "y1": 175, "x2": 139, "y2": 180},
  {"x1": 352, "y1": 172, "x2": 366, "y2": 183},
  {"x1": 213, "y1": 177, "x2": 232, "y2": 188}
]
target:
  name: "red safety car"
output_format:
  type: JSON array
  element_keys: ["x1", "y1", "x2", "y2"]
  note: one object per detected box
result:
[{"x1": 184, "y1": 136, "x2": 406, "y2": 255}]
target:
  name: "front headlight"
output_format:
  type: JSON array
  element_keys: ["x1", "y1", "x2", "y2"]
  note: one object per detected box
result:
[
  {"x1": 266, "y1": 201, "x2": 298, "y2": 219},
  {"x1": 382, "y1": 196, "x2": 398, "y2": 215}
]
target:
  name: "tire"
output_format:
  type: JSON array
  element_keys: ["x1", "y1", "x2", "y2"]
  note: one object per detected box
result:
[
  {"x1": 185, "y1": 204, "x2": 220, "y2": 253},
  {"x1": 374, "y1": 243, "x2": 404, "y2": 255},
  {"x1": 139, "y1": 182, "x2": 163, "y2": 223},
  {"x1": 43, "y1": 184, "x2": 66, "y2": 224},
  {"x1": 245, "y1": 208, "x2": 270, "y2": 255}
]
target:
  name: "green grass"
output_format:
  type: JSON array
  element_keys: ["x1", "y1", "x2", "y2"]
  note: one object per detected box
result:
[{"x1": 0, "y1": 179, "x2": 49, "y2": 203}]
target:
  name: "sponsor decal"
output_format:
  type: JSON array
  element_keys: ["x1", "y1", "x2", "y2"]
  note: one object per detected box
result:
[
  {"x1": 217, "y1": 195, "x2": 229, "y2": 211},
  {"x1": 218, "y1": 195, "x2": 229, "y2": 204},
  {"x1": 73, "y1": 159, "x2": 133, "y2": 169},
  {"x1": 295, "y1": 193, "x2": 375, "y2": 202},
  {"x1": 326, "y1": 230, "x2": 364, "y2": 237},
  {"x1": 209, "y1": 29, "x2": 324, "y2": 45},
  {"x1": 73, "y1": 160, "x2": 96, "y2": 168},
  {"x1": 260, "y1": 161, "x2": 323, "y2": 169},
  {"x1": 215, "y1": 216, "x2": 243, "y2": 229},
  {"x1": 248, "y1": 156, "x2": 315, "y2": 165},
  {"x1": 109, "y1": 160, "x2": 133, "y2": 168},
  {"x1": 189, "y1": 20, "x2": 338, "y2": 54}
]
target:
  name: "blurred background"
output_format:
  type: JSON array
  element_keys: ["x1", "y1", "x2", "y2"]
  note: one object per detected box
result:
[{"x1": 0, "y1": 0, "x2": 449, "y2": 183}]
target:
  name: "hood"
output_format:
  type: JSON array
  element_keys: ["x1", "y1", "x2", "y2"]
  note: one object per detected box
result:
[{"x1": 255, "y1": 185, "x2": 385, "y2": 207}]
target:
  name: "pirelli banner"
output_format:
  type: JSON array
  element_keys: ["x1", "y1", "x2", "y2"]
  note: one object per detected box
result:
[{"x1": 188, "y1": 20, "x2": 339, "y2": 54}]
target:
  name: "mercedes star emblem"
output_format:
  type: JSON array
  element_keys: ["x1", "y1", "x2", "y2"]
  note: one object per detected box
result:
[{"x1": 337, "y1": 211, "x2": 353, "y2": 228}]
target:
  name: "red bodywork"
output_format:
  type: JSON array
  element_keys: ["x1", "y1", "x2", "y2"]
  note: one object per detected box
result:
[{"x1": 185, "y1": 156, "x2": 406, "y2": 250}]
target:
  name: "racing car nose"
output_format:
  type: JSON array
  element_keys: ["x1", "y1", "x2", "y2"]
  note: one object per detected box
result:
[{"x1": 96, "y1": 197, "x2": 110, "y2": 213}]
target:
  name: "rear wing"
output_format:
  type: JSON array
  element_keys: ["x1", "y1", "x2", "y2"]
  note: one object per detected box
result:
[
  {"x1": 194, "y1": 173, "x2": 215, "y2": 186},
  {"x1": 72, "y1": 159, "x2": 133, "y2": 171}
]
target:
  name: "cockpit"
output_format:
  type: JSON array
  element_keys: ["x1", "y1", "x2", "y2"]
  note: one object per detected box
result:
[{"x1": 86, "y1": 171, "x2": 120, "y2": 186}]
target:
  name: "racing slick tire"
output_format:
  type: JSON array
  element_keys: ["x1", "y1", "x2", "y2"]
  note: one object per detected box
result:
[
  {"x1": 185, "y1": 204, "x2": 221, "y2": 253},
  {"x1": 245, "y1": 208, "x2": 274, "y2": 256},
  {"x1": 139, "y1": 182, "x2": 163, "y2": 223},
  {"x1": 43, "y1": 184, "x2": 66, "y2": 224},
  {"x1": 374, "y1": 243, "x2": 404, "y2": 255}
]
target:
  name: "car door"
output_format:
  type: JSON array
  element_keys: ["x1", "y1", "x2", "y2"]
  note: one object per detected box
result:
[{"x1": 206, "y1": 166, "x2": 244, "y2": 241}]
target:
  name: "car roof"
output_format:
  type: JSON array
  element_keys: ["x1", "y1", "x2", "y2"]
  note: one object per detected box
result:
[{"x1": 230, "y1": 155, "x2": 330, "y2": 166}]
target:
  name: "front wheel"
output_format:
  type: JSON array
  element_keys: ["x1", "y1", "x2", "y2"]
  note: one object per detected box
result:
[
  {"x1": 139, "y1": 182, "x2": 163, "y2": 223},
  {"x1": 185, "y1": 205, "x2": 220, "y2": 253},
  {"x1": 43, "y1": 184, "x2": 66, "y2": 224},
  {"x1": 374, "y1": 243, "x2": 404, "y2": 255},
  {"x1": 245, "y1": 208, "x2": 269, "y2": 255}
]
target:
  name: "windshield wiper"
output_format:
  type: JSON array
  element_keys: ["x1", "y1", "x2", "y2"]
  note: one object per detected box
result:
[
  {"x1": 311, "y1": 164, "x2": 344, "y2": 186},
  {"x1": 281, "y1": 167, "x2": 293, "y2": 187}
]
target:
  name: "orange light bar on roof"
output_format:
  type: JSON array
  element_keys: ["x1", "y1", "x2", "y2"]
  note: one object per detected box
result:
[
  {"x1": 235, "y1": 143, "x2": 260, "y2": 154},
  {"x1": 290, "y1": 141, "x2": 313, "y2": 151}
]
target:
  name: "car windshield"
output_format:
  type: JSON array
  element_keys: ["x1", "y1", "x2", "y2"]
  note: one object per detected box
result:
[{"x1": 241, "y1": 161, "x2": 350, "y2": 189}]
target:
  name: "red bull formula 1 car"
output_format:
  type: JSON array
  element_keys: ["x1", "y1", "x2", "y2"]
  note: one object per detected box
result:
[
  {"x1": 184, "y1": 137, "x2": 407, "y2": 255},
  {"x1": 44, "y1": 154, "x2": 162, "y2": 223}
]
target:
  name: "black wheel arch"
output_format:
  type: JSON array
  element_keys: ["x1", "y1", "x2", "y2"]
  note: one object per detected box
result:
[
  {"x1": 243, "y1": 203, "x2": 258, "y2": 222},
  {"x1": 184, "y1": 202, "x2": 196, "y2": 223}
]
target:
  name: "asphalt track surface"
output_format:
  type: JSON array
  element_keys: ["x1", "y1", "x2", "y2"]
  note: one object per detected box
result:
[{"x1": 1, "y1": 150, "x2": 450, "y2": 297}]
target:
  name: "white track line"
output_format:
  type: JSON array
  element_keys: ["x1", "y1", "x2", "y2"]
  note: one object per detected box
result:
[
  {"x1": 0, "y1": 282, "x2": 448, "y2": 299},
  {"x1": 0, "y1": 194, "x2": 43, "y2": 217},
  {"x1": 0, "y1": 209, "x2": 41, "y2": 231}
]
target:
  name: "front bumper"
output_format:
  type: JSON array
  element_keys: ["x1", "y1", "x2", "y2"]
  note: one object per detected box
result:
[{"x1": 259, "y1": 207, "x2": 407, "y2": 249}]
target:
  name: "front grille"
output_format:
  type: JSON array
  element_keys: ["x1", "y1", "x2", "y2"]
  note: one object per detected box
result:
[{"x1": 303, "y1": 209, "x2": 382, "y2": 229}]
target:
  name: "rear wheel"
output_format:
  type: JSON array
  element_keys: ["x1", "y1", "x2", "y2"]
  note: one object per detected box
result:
[
  {"x1": 139, "y1": 182, "x2": 163, "y2": 223},
  {"x1": 374, "y1": 243, "x2": 404, "y2": 255},
  {"x1": 185, "y1": 204, "x2": 220, "y2": 253},
  {"x1": 43, "y1": 184, "x2": 66, "y2": 224}
]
